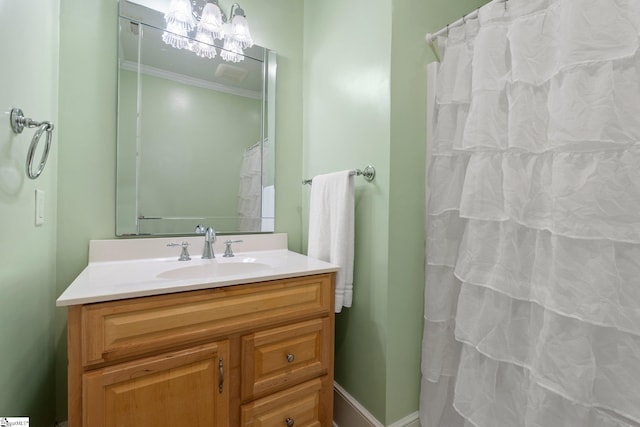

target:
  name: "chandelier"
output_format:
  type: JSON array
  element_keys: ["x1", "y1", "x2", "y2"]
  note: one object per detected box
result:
[{"x1": 162, "y1": 0, "x2": 253, "y2": 63}]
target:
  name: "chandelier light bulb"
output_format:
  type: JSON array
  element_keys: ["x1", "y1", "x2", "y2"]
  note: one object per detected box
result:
[
  {"x1": 191, "y1": 34, "x2": 217, "y2": 58},
  {"x1": 228, "y1": 13, "x2": 253, "y2": 49},
  {"x1": 221, "y1": 38, "x2": 244, "y2": 63},
  {"x1": 162, "y1": 22, "x2": 191, "y2": 49},
  {"x1": 164, "y1": 0, "x2": 196, "y2": 33},
  {"x1": 197, "y1": 2, "x2": 225, "y2": 40},
  {"x1": 162, "y1": 0, "x2": 196, "y2": 49},
  {"x1": 163, "y1": 0, "x2": 253, "y2": 63}
]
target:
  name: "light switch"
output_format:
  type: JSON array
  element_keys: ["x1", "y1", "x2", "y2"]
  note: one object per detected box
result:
[{"x1": 35, "y1": 189, "x2": 44, "y2": 225}]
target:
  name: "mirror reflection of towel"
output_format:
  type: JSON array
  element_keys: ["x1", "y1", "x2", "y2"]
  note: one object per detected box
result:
[
  {"x1": 261, "y1": 185, "x2": 275, "y2": 232},
  {"x1": 307, "y1": 171, "x2": 354, "y2": 313}
]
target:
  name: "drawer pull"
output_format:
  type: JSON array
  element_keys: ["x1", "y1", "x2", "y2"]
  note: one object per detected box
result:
[
  {"x1": 286, "y1": 353, "x2": 295, "y2": 363},
  {"x1": 285, "y1": 417, "x2": 294, "y2": 427},
  {"x1": 219, "y1": 358, "x2": 224, "y2": 393}
]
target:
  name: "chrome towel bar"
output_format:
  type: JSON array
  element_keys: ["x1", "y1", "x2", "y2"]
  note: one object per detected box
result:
[{"x1": 303, "y1": 165, "x2": 376, "y2": 185}]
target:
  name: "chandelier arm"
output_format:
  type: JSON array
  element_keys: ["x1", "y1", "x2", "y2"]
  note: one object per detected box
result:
[
  {"x1": 191, "y1": 0, "x2": 232, "y2": 22},
  {"x1": 229, "y1": 3, "x2": 245, "y2": 18}
]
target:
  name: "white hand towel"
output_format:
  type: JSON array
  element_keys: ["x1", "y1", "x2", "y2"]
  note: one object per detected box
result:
[{"x1": 307, "y1": 170, "x2": 355, "y2": 313}]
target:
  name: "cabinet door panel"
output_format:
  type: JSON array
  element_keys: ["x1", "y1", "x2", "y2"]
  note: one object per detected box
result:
[{"x1": 83, "y1": 341, "x2": 229, "y2": 427}]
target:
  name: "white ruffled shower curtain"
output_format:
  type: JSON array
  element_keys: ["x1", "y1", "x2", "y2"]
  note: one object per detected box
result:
[
  {"x1": 238, "y1": 141, "x2": 264, "y2": 231},
  {"x1": 421, "y1": 1, "x2": 640, "y2": 426}
]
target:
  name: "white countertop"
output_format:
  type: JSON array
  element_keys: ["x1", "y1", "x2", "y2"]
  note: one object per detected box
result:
[{"x1": 56, "y1": 234, "x2": 339, "y2": 306}]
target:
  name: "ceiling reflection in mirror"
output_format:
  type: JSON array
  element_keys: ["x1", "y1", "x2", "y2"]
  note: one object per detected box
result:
[{"x1": 116, "y1": 0, "x2": 276, "y2": 236}]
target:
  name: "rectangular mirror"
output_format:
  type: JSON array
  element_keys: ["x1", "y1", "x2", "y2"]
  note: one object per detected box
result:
[{"x1": 116, "y1": 0, "x2": 276, "y2": 236}]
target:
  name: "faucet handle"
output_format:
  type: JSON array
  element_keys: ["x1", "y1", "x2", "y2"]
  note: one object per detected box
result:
[
  {"x1": 167, "y1": 241, "x2": 191, "y2": 261},
  {"x1": 223, "y1": 240, "x2": 243, "y2": 257},
  {"x1": 195, "y1": 224, "x2": 205, "y2": 234}
]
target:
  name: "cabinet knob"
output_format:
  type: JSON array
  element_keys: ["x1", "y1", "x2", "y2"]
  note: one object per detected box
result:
[
  {"x1": 286, "y1": 353, "x2": 295, "y2": 363},
  {"x1": 285, "y1": 417, "x2": 294, "y2": 427}
]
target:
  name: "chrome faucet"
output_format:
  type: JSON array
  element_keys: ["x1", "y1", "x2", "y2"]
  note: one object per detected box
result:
[{"x1": 195, "y1": 224, "x2": 216, "y2": 259}]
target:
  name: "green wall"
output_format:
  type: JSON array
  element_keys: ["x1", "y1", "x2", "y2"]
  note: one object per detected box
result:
[
  {"x1": 0, "y1": 1, "x2": 59, "y2": 425},
  {"x1": 303, "y1": 0, "x2": 489, "y2": 424},
  {"x1": 56, "y1": 0, "x2": 119, "y2": 418},
  {"x1": 302, "y1": 0, "x2": 392, "y2": 421},
  {"x1": 386, "y1": 0, "x2": 430, "y2": 421},
  {"x1": 54, "y1": 0, "x2": 304, "y2": 419}
]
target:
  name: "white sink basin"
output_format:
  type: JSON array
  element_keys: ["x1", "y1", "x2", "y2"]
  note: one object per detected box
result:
[{"x1": 157, "y1": 257, "x2": 272, "y2": 280}]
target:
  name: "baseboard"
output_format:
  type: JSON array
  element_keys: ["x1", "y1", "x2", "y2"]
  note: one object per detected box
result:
[
  {"x1": 333, "y1": 382, "x2": 420, "y2": 427},
  {"x1": 388, "y1": 412, "x2": 420, "y2": 427},
  {"x1": 333, "y1": 382, "x2": 384, "y2": 427}
]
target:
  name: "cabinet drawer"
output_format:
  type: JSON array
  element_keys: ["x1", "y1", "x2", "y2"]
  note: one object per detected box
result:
[
  {"x1": 81, "y1": 274, "x2": 332, "y2": 366},
  {"x1": 241, "y1": 378, "x2": 325, "y2": 427},
  {"x1": 242, "y1": 318, "x2": 330, "y2": 401}
]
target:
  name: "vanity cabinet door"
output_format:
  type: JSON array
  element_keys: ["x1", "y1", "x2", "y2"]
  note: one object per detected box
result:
[{"x1": 82, "y1": 341, "x2": 230, "y2": 427}]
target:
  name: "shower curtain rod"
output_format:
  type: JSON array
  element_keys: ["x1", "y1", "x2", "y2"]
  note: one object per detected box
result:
[
  {"x1": 246, "y1": 139, "x2": 268, "y2": 151},
  {"x1": 425, "y1": 0, "x2": 508, "y2": 45}
]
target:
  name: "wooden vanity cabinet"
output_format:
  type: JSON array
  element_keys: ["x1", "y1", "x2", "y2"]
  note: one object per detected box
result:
[{"x1": 67, "y1": 273, "x2": 335, "y2": 427}]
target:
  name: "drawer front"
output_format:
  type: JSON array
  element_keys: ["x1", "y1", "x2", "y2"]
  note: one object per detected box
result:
[
  {"x1": 242, "y1": 318, "x2": 330, "y2": 401},
  {"x1": 241, "y1": 378, "x2": 324, "y2": 427},
  {"x1": 81, "y1": 274, "x2": 332, "y2": 366}
]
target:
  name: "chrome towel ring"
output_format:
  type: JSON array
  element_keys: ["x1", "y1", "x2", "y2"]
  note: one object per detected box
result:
[{"x1": 10, "y1": 107, "x2": 54, "y2": 180}]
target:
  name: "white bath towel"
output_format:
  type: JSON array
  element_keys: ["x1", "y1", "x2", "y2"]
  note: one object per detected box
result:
[{"x1": 307, "y1": 170, "x2": 355, "y2": 313}]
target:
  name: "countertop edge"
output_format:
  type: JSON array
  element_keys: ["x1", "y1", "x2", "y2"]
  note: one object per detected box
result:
[{"x1": 56, "y1": 249, "x2": 339, "y2": 307}]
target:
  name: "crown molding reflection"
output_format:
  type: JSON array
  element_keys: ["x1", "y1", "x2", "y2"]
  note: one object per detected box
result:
[{"x1": 119, "y1": 59, "x2": 262, "y2": 99}]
